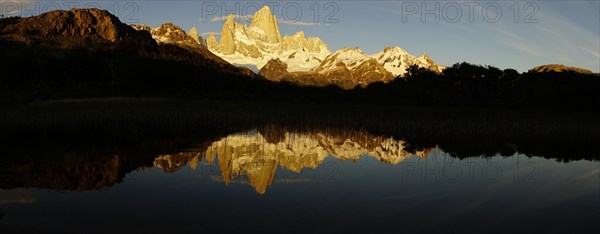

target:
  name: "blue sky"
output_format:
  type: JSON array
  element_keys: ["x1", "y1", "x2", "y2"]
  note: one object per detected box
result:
[{"x1": 5, "y1": 0, "x2": 599, "y2": 72}]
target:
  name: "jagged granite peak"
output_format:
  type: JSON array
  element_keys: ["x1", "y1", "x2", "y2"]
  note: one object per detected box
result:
[
  {"x1": 204, "y1": 6, "x2": 443, "y2": 84},
  {"x1": 131, "y1": 22, "x2": 204, "y2": 48},
  {"x1": 188, "y1": 26, "x2": 199, "y2": 42},
  {"x1": 219, "y1": 14, "x2": 237, "y2": 54},
  {"x1": 248, "y1": 5, "x2": 282, "y2": 44},
  {"x1": 371, "y1": 46, "x2": 445, "y2": 77},
  {"x1": 187, "y1": 26, "x2": 206, "y2": 47},
  {"x1": 529, "y1": 64, "x2": 593, "y2": 74},
  {"x1": 130, "y1": 24, "x2": 151, "y2": 32},
  {"x1": 206, "y1": 32, "x2": 219, "y2": 50},
  {"x1": 151, "y1": 23, "x2": 190, "y2": 43},
  {"x1": 281, "y1": 31, "x2": 329, "y2": 54},
  {"x1": 206, "y1": 6, "x2": 330, "y2": 72},
  {"x1": 129, "y1": 21, "x2": 229, "y2": 63}
]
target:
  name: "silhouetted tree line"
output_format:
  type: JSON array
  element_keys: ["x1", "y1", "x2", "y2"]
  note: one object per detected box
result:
[
  {"x1": 1, "y1": 41, "x2": 599, "y2": 110},
  {"x1": 355, "y1": 63, "x2": 600, "y2": 110}
]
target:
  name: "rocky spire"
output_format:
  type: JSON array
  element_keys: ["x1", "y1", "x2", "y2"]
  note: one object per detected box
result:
[
  {"x1": 204, "y1": 5, "x2": 330, "y2": 72},
  {"x1": 281, "y1": 31, "x2": 330, "y2": 53},
  {"x1": 219, "y1": 14, "x2": 236, "y2": 54},
  {"x1": 206, "y1": 32, "x2": 219, "y2": 50},
  {"x1": 420, "y1": 53, "x2": 434, "y2": 64},
  {"x1": 187, "y1": 27, "x2": 199, "y2": 43},
  {"x1": 248, "y1": 6, "x2": 282, "y2": 43}
]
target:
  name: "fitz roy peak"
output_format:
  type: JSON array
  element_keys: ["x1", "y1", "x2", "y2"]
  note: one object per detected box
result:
[
  {"x1": 208, "y1": 6, "x2": 445, "y2": 88},
  {"x1": 206, "y1": 6, "x2": 330, "y2": 72}
]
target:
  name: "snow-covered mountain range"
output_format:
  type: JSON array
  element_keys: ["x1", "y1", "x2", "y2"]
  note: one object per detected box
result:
[
  {"x1": 206, "y1": 6, "x2": 330, "y2": 72},
  {"x1": 203, "y1": 6, "x2": 445, "y2": 88},
  {"x1": 258, "y1": 48, "x2": 395, "y2": 89},
  {"x1": 372, "y1": 47, "x2": 446, "y2": 76},
  {"x1": 131, "y1": 5, "x2": 445, "y2": 88}
]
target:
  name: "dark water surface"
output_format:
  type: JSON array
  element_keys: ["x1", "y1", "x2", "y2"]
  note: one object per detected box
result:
[{"x1": 0, "y1": 128, "x2": 598, "y2": 234}]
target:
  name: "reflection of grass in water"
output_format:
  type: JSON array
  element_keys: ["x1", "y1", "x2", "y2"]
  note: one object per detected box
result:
[{"x1": 0, "y1": 98, "x2": 598, "y2": 158}]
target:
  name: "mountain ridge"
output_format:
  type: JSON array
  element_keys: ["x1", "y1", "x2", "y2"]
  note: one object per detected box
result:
[
  {"x1": 0, "y1": 8, "x2": 262, "y2": 102},
  {"x1": 371, "y1": 47, "x2": 446, "y2": 77},
  {"x1": 207, "y1": 6, "x2": 446, "y2": 88},
  {"x1": 0, "y1": 8, "x2": 150, "y2": 46},
  {"x1": 130, "y1": 22, "x2": 226, "y2": 64},
  {"x1": 260, "y1": 47, "x2": 396, "y2": 89},
  {"x1": 206, "y1": 6, "x2": 331, "y2": 72}
]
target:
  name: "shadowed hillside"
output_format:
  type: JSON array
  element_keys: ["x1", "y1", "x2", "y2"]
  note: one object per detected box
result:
[{"x1": 0, "y1": 8, "x2": 261, "y2": 102}]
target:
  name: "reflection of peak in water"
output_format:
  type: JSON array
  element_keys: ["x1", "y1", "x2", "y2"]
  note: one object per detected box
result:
[
  {"x1": 153, "y1": 152, "x2": 200, "y2": 173},
  {"x1": 156, "y1": 128, "x2": 432, "y2": 194}
]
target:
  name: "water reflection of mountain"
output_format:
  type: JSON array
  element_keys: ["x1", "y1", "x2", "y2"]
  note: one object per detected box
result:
[
  {"x1": 149, "y1": 129, "x2": 431, "y2": 194},
  {"x1": 0, "y1": 128, "x2": 430, "y2": 193},
  {"x1": 202, "y1": 130, "x2": 431, "y2": 194},
  {"x1": 0, "y1": 126, "x2": 597, "y2": 193}
]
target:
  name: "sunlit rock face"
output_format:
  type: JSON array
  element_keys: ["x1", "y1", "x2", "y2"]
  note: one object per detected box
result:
[
  {"x1": 130, "y1": 22, "x2": 227, "y2": 62},
  {"x1": 0, "y1": 8, "x2": 152, "y2": 45},
  {"x1": 312, "y1": 47, "x2": 396, "y2": 89},
  {"x1": 187, "y1": 26, "x2": 205, "y2": 47},
  {"x1": 258, "y1": 47, "x2": 447, "y2": 89},
  {"x1": 205, "y1": 6, "x2": 446, "y2": 88},
  {"x1": 529, "y1": 64, "x2": 593, "y2": 74},
  {"x1": 206, "y1": 32, "x2": 219, "y2": 51},
  {"x1": 371, "y1": 47, "x2": 446, "y2": 76},
  {"x1": 154, "y1": 129, "x2": 432, "y2": 194},
  {"x1": 248, "y1": 6, "x2": 282, "y2": 44},
  {"x1": 260, "y1": 48, "x2": 396, "y2": 89},
  {"x1": 131, "y1": 23, "x2": 205, "y2": 48},
  {"x1": 206, "y1": 6, "x2": 330, "y2": 72}
]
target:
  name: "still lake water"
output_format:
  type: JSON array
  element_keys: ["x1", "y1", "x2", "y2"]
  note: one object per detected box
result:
[{"x1": 1, "y1": 128, "x2": 598, "y2": 234}]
